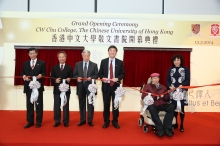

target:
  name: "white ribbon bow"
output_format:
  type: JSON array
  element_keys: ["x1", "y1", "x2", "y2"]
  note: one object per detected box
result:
[
  {"x1": 140, "y1": 93, "x2": 154, "y2": 115},
  {"x1": 59, "y1": 79, "x2": 69, "y2": 107},
  {"x1": 114, "y1": 84, "x2": 125, "y2": 110},
  {"x1": 29, "y1": 76, "x2": 41, "y2": 104},
  {"x1": 88, "y1": 79, "x2": 98, "y2": 107},
  {"x1": 172, "y1": 88, "x2": 184, "y2": 114}
]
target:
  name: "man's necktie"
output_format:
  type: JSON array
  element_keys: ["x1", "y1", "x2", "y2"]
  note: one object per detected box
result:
[
  {"x1": 83, "y1": 63, "x2": 87, "y2": 83},
  {"x1": 31, "y1": 60, "x2": 35, "y2": 69},
  {"x1": 110, "y1": 60, "x2": 114, "y2": 86},
  {"x1": 60, "y1": 65, "x2": 63, "y2": 71}
]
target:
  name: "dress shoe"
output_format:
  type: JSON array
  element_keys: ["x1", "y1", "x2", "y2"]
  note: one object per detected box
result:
[
  {"x1": 165, "y1": 129, "x2": 174, "y2": 137},
  {"x1": 112, "y1": 123, "x2": 120, "y2": 129},
  {"x1": 24, "y1": 123, "x2": 34, "y2": 129},
  {"x1": 77, "y1": 121, "x2": 86, "y2": 126},
  {"x1": 64, "y1": 123, "x2": 69, "y2": 127},
  {"x1": 155, "y1": 130, "x2": 164, "y2": 137},
  {"x1": 36, "y1": 123, "x2": 41, "y2": 128},
  {"x1": 173, "y1": 123, "x2": 178, "y2": 129},
  {"x1": 53, "y1": 123, "x2": 60, "y2": 127},
  {"x1": 102, "y1": 123, "x2": 109, "y2": 128},
  {"x1": 180, "y1": 125, "x2": 184, "y2": 132},
  {"x1": 88, "y1": 122, "x2": 94, "y2": 127}
]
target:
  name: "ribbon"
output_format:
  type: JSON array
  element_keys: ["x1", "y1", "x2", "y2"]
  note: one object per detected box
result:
[
  {"x1": 140, "y1": 93, "x2": 154, "y2": 115},
  {"x1": 29, "y1": 76, "x2": 41, "y2": 104},
  {"x1": 114, "y1": 84, "x2": 126, "y2": 110},
  {"x1": 88, "y1": 79, "x2": 98, "y2": 106},
  {"x1": 170, "y1": 88, "x2": 184, "y2": 114},
  {"x1": 2, "y1": 75, "x2": 220, "y2": 97},
  {"x1": 59, "y1": 79, "x2": 69, "y2": 107}
]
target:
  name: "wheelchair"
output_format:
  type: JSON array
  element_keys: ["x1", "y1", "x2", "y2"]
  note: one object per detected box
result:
[{"x1": 138, "y1": 82, "x2": 176, "y2": 133}]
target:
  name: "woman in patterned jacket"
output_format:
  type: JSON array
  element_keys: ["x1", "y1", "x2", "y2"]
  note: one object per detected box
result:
[{"x1": 166, "y1": 54, "x2": 190, "y2": 132}]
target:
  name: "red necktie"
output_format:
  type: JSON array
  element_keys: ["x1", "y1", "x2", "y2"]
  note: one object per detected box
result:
[
  {"x1": 31, "y1": 61, "x2": 35, "y2": 69},
  {"x1": 60, "y1": 65, "x2": 63, "y2": 71},
  {"x1": 110, "y1": 60, "x2": 114, "y2": 86}
]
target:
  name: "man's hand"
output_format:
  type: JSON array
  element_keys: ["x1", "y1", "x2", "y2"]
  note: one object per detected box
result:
[
  {"x1": 77, "y1": 77, "x2": 82, "y2": 82},
  {"x1": 66, "y1": 78, "x2": 71, "y2": 82},
  {"x1": 87, "y1": 77, "x2": 92, "y2": 81},
  {"x1": 111, "y1": 78, "x2": 118, "y2": 82},
  {"x1": 24, "y1": 75, "x2": 30, "y2": 81},
  {"x1": 37, "y1": 74, "x2": 42, "y2": 79},
  {"x1": 56, "y1": 78, "x2": 61, "y2": 83},
  {"x1": 102, "y1": 78, "x2": 108, "y2": 83}
]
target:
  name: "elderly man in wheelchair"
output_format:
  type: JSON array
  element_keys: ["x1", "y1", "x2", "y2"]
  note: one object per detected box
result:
[{"x1": 140, "y1": 73, "x2": 175, "y2": 137}]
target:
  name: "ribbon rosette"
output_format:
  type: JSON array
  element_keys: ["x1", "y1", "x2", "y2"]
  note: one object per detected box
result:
[
  {"x1": 88, "y1": 79, "x2": 98, "y2": 106},
  {"x1": 59, "y1": 79, "x2": 69, "y2": 107},
  {"x1": 29, "y1": 76, "x2": 41, "y2": 104},
  {"x1": 114, "y1": 84, "x2": 125, "y2": 110},
  {"x1": 140, "y1": 93, "x2": 154, "y2": 115},
  {"x1": 172, "y1": 88, "x2": 184, "y2": 114}
]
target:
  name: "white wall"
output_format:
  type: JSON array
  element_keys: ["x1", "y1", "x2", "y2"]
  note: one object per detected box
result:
[
  {"x1": 0, "y1": 0, "x2": 28, "y2": 12},
  {"x1": 164, "y1": 0, "x2": 220, "y2": 15},
  {"x1": 97, "y1": 0, "x2": 163, "y2": 14},
  {"x1": 0, "y1": 0, "x2": 220, "y2": 15},
  {"x1": 29, "y1": 0, "x2": 94, "y2": 12}
]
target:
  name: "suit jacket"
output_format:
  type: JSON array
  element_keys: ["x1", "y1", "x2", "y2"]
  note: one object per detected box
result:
[
  {"x1": 51, "y1": 64, "x2": 73, "y2": 95},
  {"x1": 99, "y1": 58, "x2": 125, "y2": 93},
  {"x1": 22, "y1": 59, "x2": 46, "y2": 93},
  {"x1": 73, "y1": 61, "x2": 98, "y2": 95}
]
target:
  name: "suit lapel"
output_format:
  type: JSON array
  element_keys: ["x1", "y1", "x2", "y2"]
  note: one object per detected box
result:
[
  {"x1": 87, "y1": 61, "x2": 92, "y2": 77},
  {"x1": 80, "y1": 61, "x2": 84, "y2": 76},
  {"x1": 115, "y1": 58, "x2": 118, "y2": 76},
  {"x1": 30, "y1": 60, "x2": 39, "y2": 75}
]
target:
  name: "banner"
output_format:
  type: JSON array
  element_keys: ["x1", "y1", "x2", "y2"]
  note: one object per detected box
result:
[{"x1": 0, "y1": 17, "x2": 219, "y2": 46}]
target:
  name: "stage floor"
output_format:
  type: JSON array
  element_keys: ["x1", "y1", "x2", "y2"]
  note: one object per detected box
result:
[{"x1": 0, "y1": 111, "x2": 219, "y2": 146}]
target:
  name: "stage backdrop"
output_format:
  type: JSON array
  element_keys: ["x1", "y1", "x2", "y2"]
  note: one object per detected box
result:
[{"x1": 0, "y1": 12, "x2": 220, "y2": 112}]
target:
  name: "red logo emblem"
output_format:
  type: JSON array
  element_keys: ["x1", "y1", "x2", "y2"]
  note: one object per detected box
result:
[{"x1": 210, "y1": 24, "x2": 219, "y2": 36}]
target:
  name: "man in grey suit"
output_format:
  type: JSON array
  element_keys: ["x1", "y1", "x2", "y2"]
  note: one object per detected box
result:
[{"x1": 73, "y1": 50, "x2": 98, "y2": 127}]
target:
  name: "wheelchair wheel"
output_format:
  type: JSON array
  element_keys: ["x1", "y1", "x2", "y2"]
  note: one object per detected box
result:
[
  {"x1": 143, "y1": 125, "x2": 148, "y2": 133},
  {"x1": 138, "y1": 117, "x2": 144, "y2": 126}
]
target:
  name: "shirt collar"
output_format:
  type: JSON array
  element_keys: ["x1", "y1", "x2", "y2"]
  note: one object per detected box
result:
[
  {"x1": 109, "y1": 58, "x2": 115, "y2": 63},
  {"x1": 60, "y1": 63, "x2": 65, "y2": 67},
  {"x1": 31, "y1": 58, "x2": 37, "y2": 63}
]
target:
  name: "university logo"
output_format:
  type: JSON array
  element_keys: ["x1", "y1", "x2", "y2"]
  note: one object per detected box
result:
[
  {"x1": 188, "y1": 24, "x2": 203, "y2": 37},
  {"x1": 192, "y1": 24, "x2": 200, "y2": 34},
  {"x1": 210, "y1": 24, "x2": 220, "y2": 37}
]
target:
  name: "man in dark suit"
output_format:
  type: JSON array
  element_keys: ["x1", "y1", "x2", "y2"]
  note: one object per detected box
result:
[
  {"x1": 73, "y1": 50, "x2": 98, "y2": 127},
  {"x1": 22, "y1": 48, "x2": 46, "y2": 128},
  {"x1": 51, "y1": 51, "x2": 72, "y2": 127},
  {"x1": 99, "y1": 45, "x2": 125, "y2": 129}
]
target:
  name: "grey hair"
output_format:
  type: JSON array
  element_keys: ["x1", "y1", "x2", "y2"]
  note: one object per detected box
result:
[{"x1": 82, "y1": 49, "x2": 91, "y2": 55}]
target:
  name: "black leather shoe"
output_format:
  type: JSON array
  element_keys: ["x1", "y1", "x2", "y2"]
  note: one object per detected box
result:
[
  {"x1": 155, "y1": 130, "x2": 164, "y2": 137},
  {"x1": 173, "y1": 123, "x2": 178, "y2": 129},
  {"x1": 53, "y1": 123, "x2": 60, "y2": 127},
  {"x1": 102, "y1": 123, "x2": 109, "y2": 128},
  {"x1": 77, "y1": 121, "x2": 86, "y2": 126},
  {"x1": 112, "y1": 123, "x2": 120, "y2": 129},
  {"x1": 180, "y1": 125, "x2": 184, "y2": 132},
  {"x1": 36, "y1": 123, "x2": 41, "y2": 128},
  {"x1": 24, "y1": 123, "x2": 34, "y2": 129},
  {"x1": 64, "y1": 123, "x2": 69, "y2": 127},
  {"x1": 88, "y1": 122, "x2": 94, "y2": 127},
  {"x1": 165, "y1": 129, "x2": 174, "y2": 137}
]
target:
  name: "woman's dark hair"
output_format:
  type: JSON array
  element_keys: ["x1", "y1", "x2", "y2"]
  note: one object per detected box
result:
[
  {"x1": 171, "y1": 54, "x2": 184, "y2": 66},
  {"x1": 108, "y1": 45, "x2": 118, "y2": 52},
  {"x1": 28, "y1": 48, "x2": 38, "y2": 53}
]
